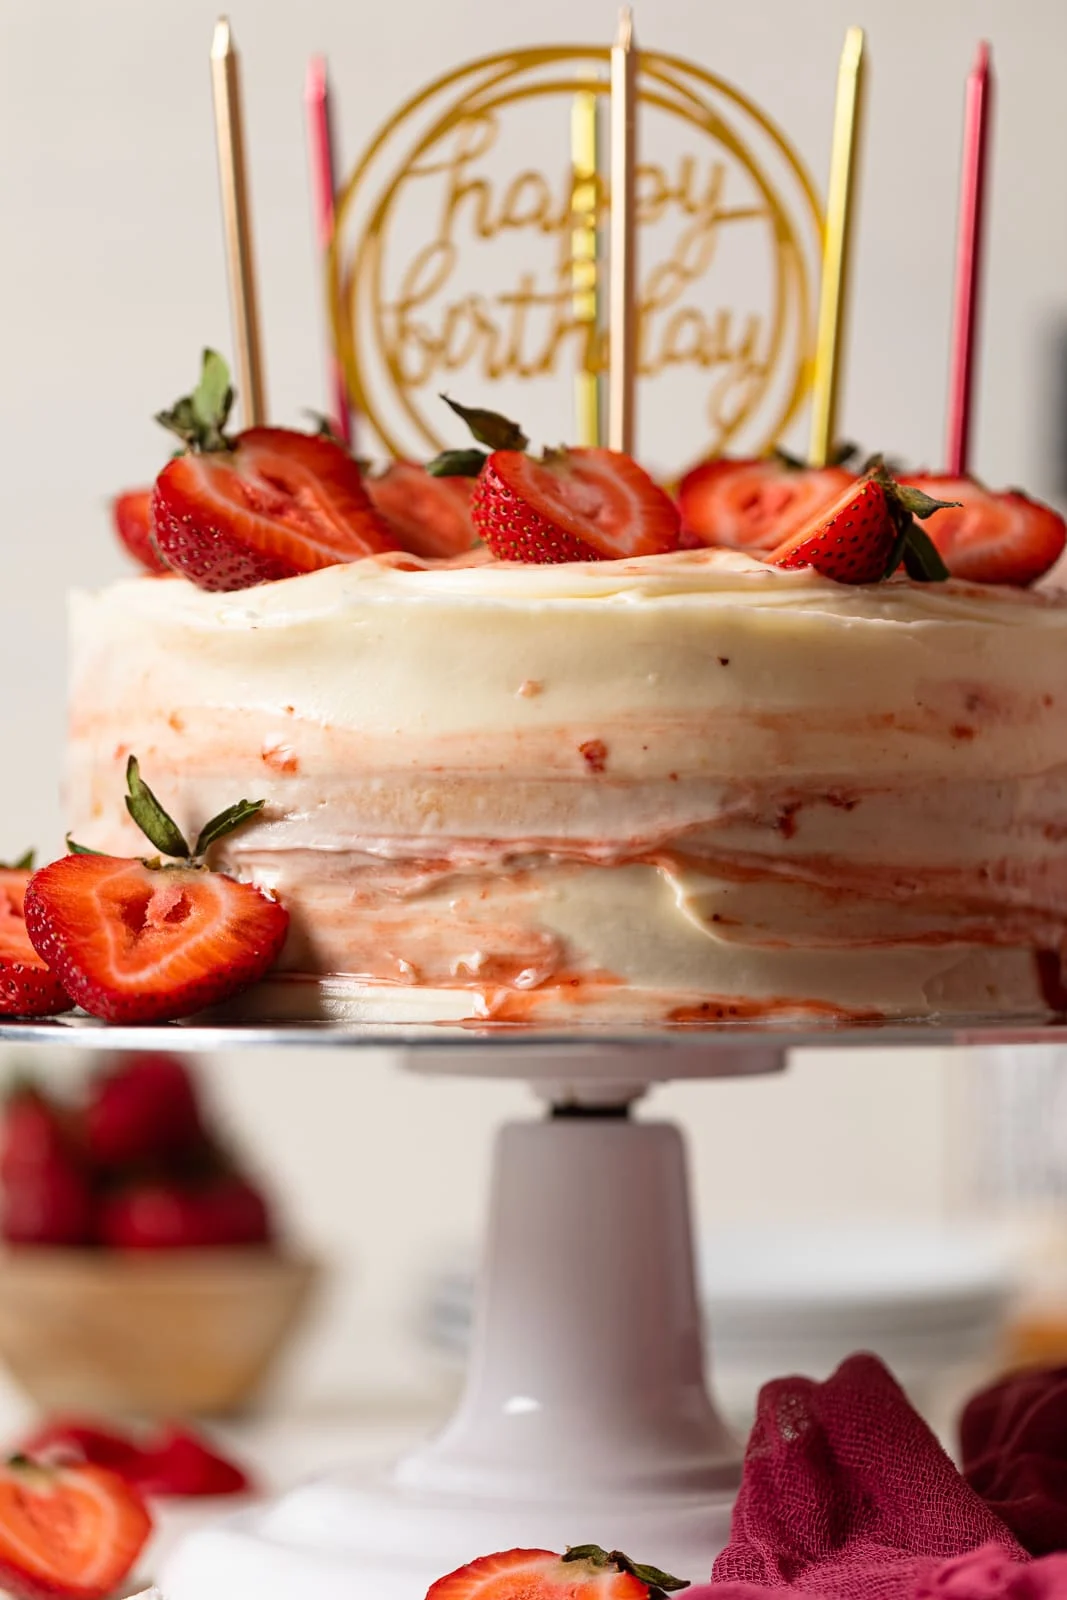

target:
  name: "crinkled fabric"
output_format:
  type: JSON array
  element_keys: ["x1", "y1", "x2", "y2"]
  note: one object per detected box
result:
[
  {"x1": 961, "y1": 1367, "x2": 1067, "y2": 1557},
  {"x1": 699, "y1": 1354, "x2": 1066, "y2": 1599}
]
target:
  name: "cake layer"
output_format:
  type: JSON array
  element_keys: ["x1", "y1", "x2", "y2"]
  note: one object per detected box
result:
[{"x1": 65, "y1": 550, "x2": 1067, "y2": 1022}]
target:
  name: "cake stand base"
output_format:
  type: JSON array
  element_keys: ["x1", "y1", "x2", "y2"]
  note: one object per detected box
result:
[
  {"x1": 161, "y1": 1478, "x2": 735, "y2": 1600},
  {"x1": 163, "y1": 1046, "x2": 777, "y2": 1599}
]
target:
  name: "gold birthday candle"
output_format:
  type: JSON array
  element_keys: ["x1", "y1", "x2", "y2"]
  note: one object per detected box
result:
[
  {"x1": 571, "y1": 87, "x2": 602, "y2": 447},
  {"x1": 609, "y1": 8, "x2": 638, "y2": 455},
  {"x1": 211, "y1": 16, "x2": 267, "y2": 426},
  {"x1": 808, "y1": 26, "x2": 865, "y2": 468}
]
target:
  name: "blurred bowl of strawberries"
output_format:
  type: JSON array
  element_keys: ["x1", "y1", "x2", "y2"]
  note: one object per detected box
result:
[{"x1": 0, "y1": 1052, "x2": 319, "y2": 1416}]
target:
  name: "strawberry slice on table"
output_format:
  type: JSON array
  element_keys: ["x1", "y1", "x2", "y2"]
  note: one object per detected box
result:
[
  {"x1": 0, "y1": 1456, "x2": 151, "y2": 1600},
  {"x1": 22, "y1": 1418, "x2": 252, "y2": 1499},
  {"x1": 24, "y1": 757, "x2": 288, "y2": 1025},
  {"x1": 0, "y1": 859, "x2": 73, "y2": 1019},
  {"x1": 150, "y1": 350, "x2": 399, "y2": 591},
  {"x1": 111, "y1": 489, "x2": 169, "y2": 575},
  {"x1": 897, "y1": 473, "x2": 1067, "y2": 586},
  {"x1": 364, "y1": 461, "x2": 477, "y2": 559},
  {"x1": 766, "y1": 463, "x2": 956, "y2": 585},
  {"x1": 677, "y1": 456, "x2": 854, "y2": 552},
  {"x1": 428, "y1": 1545, "x2": 689, "y2": 1600}
]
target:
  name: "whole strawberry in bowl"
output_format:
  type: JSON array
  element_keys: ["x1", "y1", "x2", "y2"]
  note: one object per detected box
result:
[{"x1": 0, "y1": 1051, "x2": 318, "y2": 1417}]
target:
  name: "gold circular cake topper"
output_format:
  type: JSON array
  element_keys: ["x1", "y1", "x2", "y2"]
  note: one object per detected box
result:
[{"x1": 330, "y1": 45, "x2": 823, "y2": 476}]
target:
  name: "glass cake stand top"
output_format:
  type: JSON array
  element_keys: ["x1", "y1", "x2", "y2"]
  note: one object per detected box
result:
[{"x1": 1, "y1": 1012, "x2": 1065, "y2": 1055}]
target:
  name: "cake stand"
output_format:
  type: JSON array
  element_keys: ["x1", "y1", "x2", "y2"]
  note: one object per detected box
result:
[{"x1": 2, "y1": 1016, "x2": 1065, "y2": 1598}]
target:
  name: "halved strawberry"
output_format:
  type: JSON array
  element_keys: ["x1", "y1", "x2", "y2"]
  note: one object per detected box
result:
[
  {"x1": 25, "y1": 857, "x2": 287, "y2": 1025},
  {"x1": 678, "y1": 457, "x2": 854, "y2": 552},
  {"x1": 898, "y1": 474, "x2": 1066, "y2": 586},
  {"x1": 112, "y1": 490, "x2": 169, "y2": 575},
  {"x1": 471, "y1": 449, "x2": 681, "y2": 563},
  {"x1": 365, "y1": 461, "x2": 477, "y2": 559},
  {"x1": 427, "y1": 1546, "x2": 688, "y2": 1600},
  {"x1": 24, "y1": 758, "x2": 288, "y2": 1025},
  {"x1": 150, "y1": 351, "x2": 399, "y2": 591},
  {"x1": 0, "y1": 1456, "x2": 151, "y2": 1600},
  {"x1": 0, "y1": 865, "x2": 72, "y2": 1019},
  {"x1": 767, "y1": 466, "x2": 955, "y2": 584}
]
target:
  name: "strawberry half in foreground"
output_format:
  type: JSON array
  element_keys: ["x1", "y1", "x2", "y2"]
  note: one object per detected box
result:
[
  {"x1": 0, "y1": 1455, "x2": 151, "y2": 1600},
  {"x1": 151, "y1": 350, "x2": 399, "y2": 590},
  {"x1": 677, "y1": 454, "x2": 854, "y2": 552},
  {"x1": 898, "y1": 473, "x2": 1067, "y2": 586},
  {"x1": 428, "y1": 1545, "x2": 689, "y2": 1600},
  {"x1": 24, "y1": 759, "x2": 288, "y2": 1024},
  {"x1": 0, "y1": 856, "x2": 73, "y2": 1019},
  {"x1": 431, "y1": 396, "x2": 681, "y2": 562},
  {"x1": 767, "y1": 462, "x2": 956, "y2": 584}
]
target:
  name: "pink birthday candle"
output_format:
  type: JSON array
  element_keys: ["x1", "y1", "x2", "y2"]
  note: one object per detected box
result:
[
  {"x1": 305, "y1": 55, "x2": 353, "y2": 449},
  {"x1": 945, "y1": 41, "x2": 994, "y2": 477}
]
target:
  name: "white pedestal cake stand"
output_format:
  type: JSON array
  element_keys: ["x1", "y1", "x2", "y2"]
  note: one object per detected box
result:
[{"x1": 2, "y1": 1016, "x2": 1064, "y2": 1599}]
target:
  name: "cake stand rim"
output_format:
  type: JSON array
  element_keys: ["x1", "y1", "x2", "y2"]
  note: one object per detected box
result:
[{"x1": 0, "y1": 1012, "x2": 1063, "y2": 1056}]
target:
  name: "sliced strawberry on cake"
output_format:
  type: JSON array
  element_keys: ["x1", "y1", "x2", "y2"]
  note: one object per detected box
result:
[
  {"x1": 431, "y1": 395, "x2": 681, "y2": 562},
  {"x1": 472, "y1": 449, "x2": 682, "y2": 562},
  {"x1": 897, "y1": 473, "x2": 1066, "y2": 586},
  {"x1": 0, "y1": 856, "x2": 73, "y2": 1018},
  {"x1": 766, "y1": 462, "x2": 957, "y2": 584},
  {"x1": 150, "y1": 351, "x2": 399, "y2": 590},
  {"x1": 428, "y1": 1545, "x2": 689, "y2": 1600},
  {"x1": 112, "y1": 489, "x2": 169, "y2": 574},
  {"x1": 24, "y1": 758, "x2": 288, "y2": 1024},
  {"x1": 677, "y1": 454, "x2": 854, "y2": 552},
  {"x1": 0, "y1": 1456, "x2": 151, "y2": 1600},
  {"x1": 365, "y1": 461, "x2": 477, "y2": 559}
]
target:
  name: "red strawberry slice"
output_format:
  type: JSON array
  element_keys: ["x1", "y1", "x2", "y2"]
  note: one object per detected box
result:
[
  {"x1": 766, "y1": 468, "x2": 954, "y2": 585},
  {"x1": 24, "y1": 856, "x2": 289, "y2": 1025},
  {"x1": 767, "y1": 475, "x2": 898, "y2": 582},
  {"x1": 428, "y1": 1546, "x2": 687, "y2": 1600},
  {"x1": 22, "y1": 1419, "x2": 253, "y2": 1499},
  {"x1": 365, "y1": 461, "x2": 477, "y2": 559},
  {"x1": 111, "y1": 489, "x2": 169, "y2": 575},
  {"x1": 152, "y1": 427, "x2": 401, "y2": 591},
  {"x1": 0, "y1": 1457, "x2": 151, "y2": 1600},
  {"x1": 20, "y1": 1422, "x2": 145, "y2": 1482},
  {"x1": 137, "y1": 1425, "x2": 251, "y2": 1497},
  {"x1": 471, "y1": 449, "x2": 681, "y2": 563},
  {"x1": 898, "y1": 473, "x2": 1066, "y2": 586},
  {"x1": 0, "y1": 1460, "x2": 150, "y2": 1599},
  {"x1": 0, "y1": 870, "x2": 73, "y2": 1019},
  {"x1": 678, "y1": 457, "x2": 854, "y2": 552}
]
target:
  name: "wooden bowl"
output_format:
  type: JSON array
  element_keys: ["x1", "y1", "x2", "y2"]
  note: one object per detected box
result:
[{"x1": 0, "y1": 1247, "x2": 319, "y2": 1416}]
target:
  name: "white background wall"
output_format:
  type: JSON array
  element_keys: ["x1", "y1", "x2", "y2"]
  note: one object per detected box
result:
[{"x1": 0, "y1": 0, "x2": 1063, "y2": 1405}]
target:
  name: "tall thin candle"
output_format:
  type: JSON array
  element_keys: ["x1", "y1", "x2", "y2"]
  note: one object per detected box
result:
[
  {"x1": 211, "y1": 17, "x2": 267, "y2": 426},
  {"x1": 945, "y1": 41, "x2": 993, "y2": 477},
  {"x1": 306, "y1": 55, "x2": 353, "y2": 449},
  {"x1": 609, "y1": 7, "x2": 637, "y2": 456},
  {"x1": 809, "y1": 26, "x2": 866, "y2": 468},
  {"x1": 571, "y1": 88, "x2": 602, "y2": 448}
]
